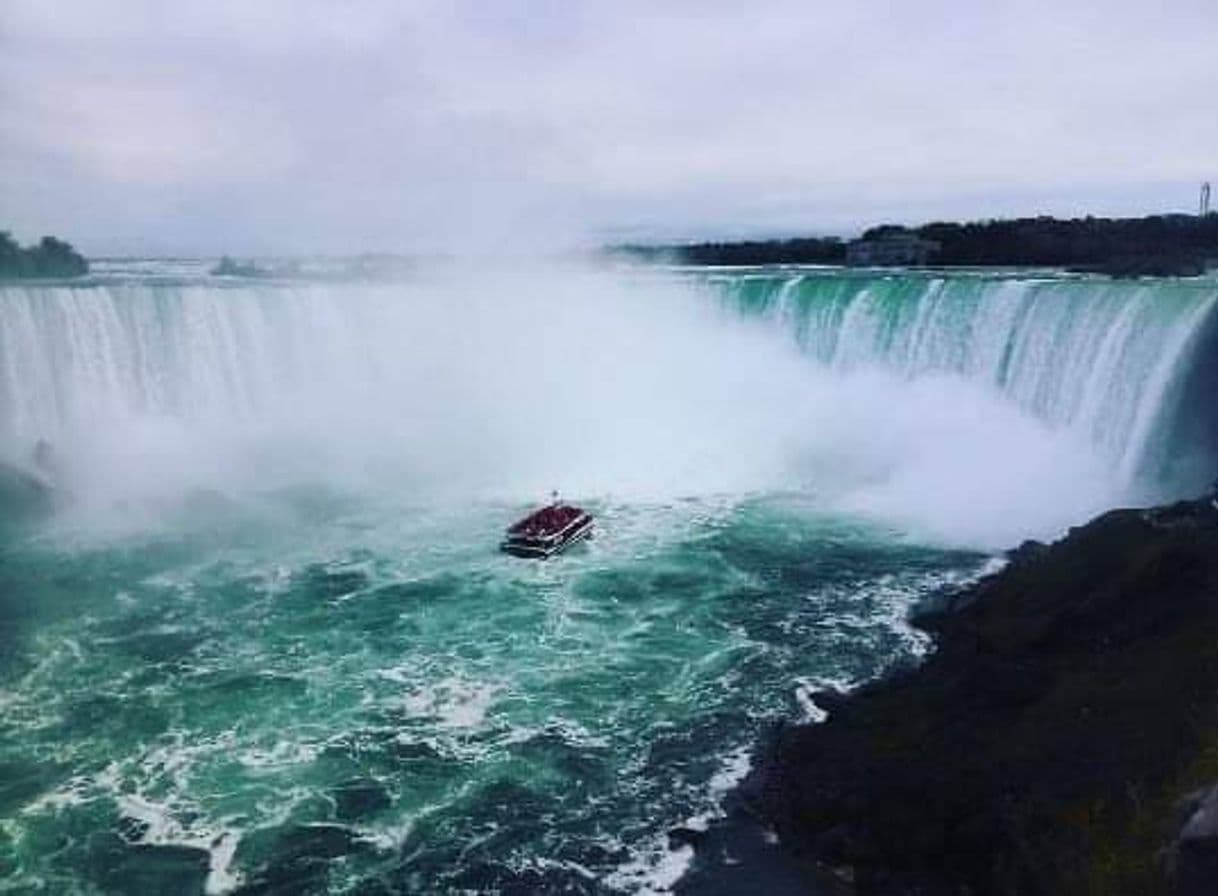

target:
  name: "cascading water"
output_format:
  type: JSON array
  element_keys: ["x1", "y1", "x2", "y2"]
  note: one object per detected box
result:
[
  {"x1": 2, "y1": 264, "x2": 1217, "y2": 895},
  {"x1": 709, "y1": 270, "x2": 1218, "y2": 486},
  {"x1": 5, "y1": 269, "x2": 1215, "y2": 502}
]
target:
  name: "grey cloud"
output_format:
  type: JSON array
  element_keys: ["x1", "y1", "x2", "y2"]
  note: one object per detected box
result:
[{"x1": 2, "y1": 0, "x2": 1215, "y2": 254}]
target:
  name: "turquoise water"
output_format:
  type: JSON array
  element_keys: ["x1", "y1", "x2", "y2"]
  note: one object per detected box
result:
[
  {"x1": 0, "y1": 488, "x2": 985, "y2": 893},
  {"x1": 3, "y1": 263, "x2": 1216, "y2": 893},
  {"x1": 706, "y1": 269, "x2": 1218, "y2": 482}
]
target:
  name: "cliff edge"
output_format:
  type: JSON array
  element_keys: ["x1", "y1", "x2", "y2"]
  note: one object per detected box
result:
[{"x1": 731, "y1": 500, "x2": 1218, "y2": 894}]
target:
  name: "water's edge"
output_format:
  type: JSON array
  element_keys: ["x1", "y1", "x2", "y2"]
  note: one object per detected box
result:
[{"x1": 685, "y1": 495, "x2": 1218, "y2": 894}]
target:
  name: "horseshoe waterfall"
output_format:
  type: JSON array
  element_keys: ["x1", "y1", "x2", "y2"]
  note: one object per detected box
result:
[{"x1": 2, "y1": 264, "x2": 1217, "y2": 894}]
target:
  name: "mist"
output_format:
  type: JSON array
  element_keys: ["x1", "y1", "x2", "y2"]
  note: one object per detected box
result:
[{"x1": 2, "y1": 263, "x2": 1132, "y2": 548}]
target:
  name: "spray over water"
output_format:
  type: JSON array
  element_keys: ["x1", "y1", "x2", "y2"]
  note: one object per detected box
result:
[{"x1": 6, "y1": 264, "x2": 1206, "y2": 544}]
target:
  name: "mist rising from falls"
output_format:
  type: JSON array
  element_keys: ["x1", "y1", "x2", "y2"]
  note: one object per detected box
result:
[
  {"x1": 3, "y1": 266, "x2": 1215, "y2": 546},
  {"x1": 1, "y1": 271, "x2": 817, "y2": 503},
  {"x1": 713, "y1": 271, "x2": 1218, "y2": 487}
]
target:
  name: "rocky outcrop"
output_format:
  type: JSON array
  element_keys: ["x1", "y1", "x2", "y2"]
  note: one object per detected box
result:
[
  {"x1": 741, "y1": 499, "x2": 1218, "y2": 894},
  {"x1": 1167, "y1": 786, "x2": 1218, "y2": 895}
]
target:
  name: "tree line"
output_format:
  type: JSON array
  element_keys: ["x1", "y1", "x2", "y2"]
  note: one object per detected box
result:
[
  {"x1": 0, "y1": 231, "x2": 89, "y2": 278},
  {"x1": 615, "y1": 214, "x2": 1218, "y2": 275}
]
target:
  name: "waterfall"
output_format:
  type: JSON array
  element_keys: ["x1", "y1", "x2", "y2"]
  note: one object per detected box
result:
[
  {"x1": 3, "y1": 269, "x2": 1217, "y2": 505},
  {"x1": 710, "y1": 271, "x2": 1218, "y2": 484}
]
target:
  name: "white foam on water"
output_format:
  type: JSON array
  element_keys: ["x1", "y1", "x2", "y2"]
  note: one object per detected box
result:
[
  {"x1": 21, "y1": 749, "x2": 250, "y2": 895},
  {"x1": 792, "y1": 675, "x2": 855, "y2": 724},
  {"x1": 19, "y1": 775, "x2": 95, "y2": 815},
  {"x1": 606, "y1": 743, "x2": 754, "y2": 894},
  {"x1": 706, "y1": 744, "x2": 753, "y2": 800},
  {"x1": 359, "y1": 816, "x2": 416, "y2": 852},
  {"x1": 237, "y1": 738, "x2": 321, "y2": 771},
  {"x1": 204, "y1": 831, "x2": 243, "y2": 895},
  {"x1": 391, "y1": 675, "x2": 502, "y2": 731},
  {"x1": 618, "y1": 555, "x2": 1004, "y2": 892},
  {"x1": 607, "y1": 843, "x2": 695, "y2": 896}
]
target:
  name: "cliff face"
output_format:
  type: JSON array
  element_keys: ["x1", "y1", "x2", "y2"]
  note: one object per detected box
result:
[{"x1": 756, "y1": 500, "x2": 1218, "y2": 894}]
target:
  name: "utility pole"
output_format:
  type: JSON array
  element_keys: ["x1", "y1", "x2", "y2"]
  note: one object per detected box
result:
[{"x1": 1202, "y1": 181, "x2": 1212, "y2": 217}]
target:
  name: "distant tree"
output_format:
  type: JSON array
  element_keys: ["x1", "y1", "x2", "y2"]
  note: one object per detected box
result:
[
  {"x1": 0, "y1": 232, "x2": 21, "y2": 272},
  {"x1": 0, "y1": 231, "x2": 89, "y2": 278},
  {"x1": 614, "y1": 214, "x2": 1218, "y2": 275},
  {"x1": 613, "y1": 236, "x2": 847, "y2": 266}
]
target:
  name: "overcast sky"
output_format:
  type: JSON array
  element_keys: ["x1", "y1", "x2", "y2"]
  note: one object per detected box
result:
[{"x1": 2, "y1": 0, "x2": 1216, "y2": 255}]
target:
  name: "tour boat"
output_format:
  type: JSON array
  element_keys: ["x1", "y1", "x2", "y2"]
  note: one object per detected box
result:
[{"x1": 501, "y1": 499, "x2": 594, "y2": 558}]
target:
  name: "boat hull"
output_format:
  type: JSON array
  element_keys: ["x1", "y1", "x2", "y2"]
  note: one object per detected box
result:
[{"x1": 500, "y1": 514, "x2": 593, "y2": 559}]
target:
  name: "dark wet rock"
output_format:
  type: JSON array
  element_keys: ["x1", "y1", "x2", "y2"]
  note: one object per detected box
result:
[
  {"x1": 674, "y1": 809, "x2": 843, "y2": 895},
  {"x1": 331, "y1": 777, "x2": 391, "y2": 822},
  {"x1": 746, "y1": 502, "x2": 1218, "y2": 894},
  {"x1": 907, "y1": 582, "x2": 964, "y2": 621},
  {"x1": 116, "y1": 815, "x2": 151, "y2": 842},
  {"x1": 803, "y1": 688, "x2": 851, "y2": 719},
  {"x1": 84, "y1": 832, "x2": 210, "y2": 895},
  {"x1": 667, "y1": 826, "x2": 707, "y2": 850},
  {"x1": 1167, "y1": 785, "x2": 1218, "y2": 895},
  {"x1": 1007, "y1": 537, "x2": 1049, "y2": 566},
  {"x1": 643, "y1": 711, "x2": 752, "y2": 779},
  {"x1": 1143, "y1": 498, "x2": 1218, "y2": 530}
]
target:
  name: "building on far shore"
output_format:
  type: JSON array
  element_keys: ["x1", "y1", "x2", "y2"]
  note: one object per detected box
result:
[{"x1": 846, "y1": 229, "x2": 940, "y2": 267}]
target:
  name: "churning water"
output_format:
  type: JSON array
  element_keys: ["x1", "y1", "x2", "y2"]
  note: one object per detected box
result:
[{"x1": 1, "y1": 263, "x2": 1215, "y2": 893}]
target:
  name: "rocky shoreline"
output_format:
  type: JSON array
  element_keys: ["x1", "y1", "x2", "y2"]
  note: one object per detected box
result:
[{"x1": 680, "y1": 498, "x2": 1218, "y2": 895}]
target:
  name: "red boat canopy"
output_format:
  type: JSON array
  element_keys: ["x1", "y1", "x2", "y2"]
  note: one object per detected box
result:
[{"x1": 507, "y1": 504, "x2": 586, "y2": 537}]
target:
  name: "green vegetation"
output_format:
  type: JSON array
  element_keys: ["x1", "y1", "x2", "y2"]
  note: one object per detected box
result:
[
  {"x1": 0, "y1": 231, "x2": 88, "y2": 278},
  {"x1": 618, "y1": 236, "x2": 846, "y2": 266},
  {"x1": 618, "y1": 213, "x2": 1218, "y2": 275},
  {"x1": 912, "y1": 214, "x2": 1218, "y2": 273}
]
